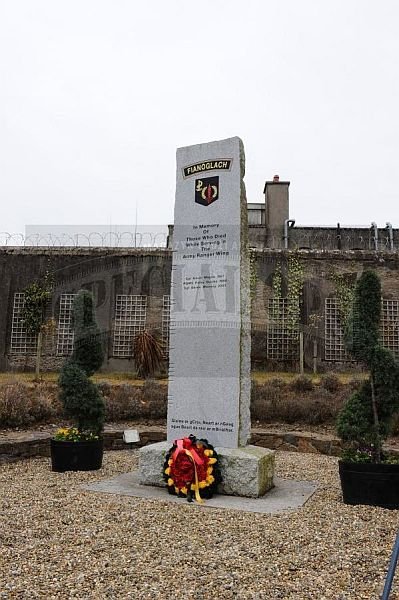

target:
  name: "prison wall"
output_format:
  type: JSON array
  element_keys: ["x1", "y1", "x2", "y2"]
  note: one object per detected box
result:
[
  {"x1": 0, "y1": 248, "x2": 172, "y2": 372},
  {"x1": 1, "y1": 247, "x2": 398, "y2": 373}
]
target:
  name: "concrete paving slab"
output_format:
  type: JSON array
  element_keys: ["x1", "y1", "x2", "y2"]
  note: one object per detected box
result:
[{"x1": 83, "y1": 471, "x2": 318, "y2": 514}]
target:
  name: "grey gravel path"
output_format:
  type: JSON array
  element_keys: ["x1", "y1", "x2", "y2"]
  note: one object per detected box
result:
[{"x1": 1, "y1": 450, "x2": 398, "y2": 599}]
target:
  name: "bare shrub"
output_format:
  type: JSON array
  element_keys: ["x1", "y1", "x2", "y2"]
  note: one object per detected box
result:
[
  {"x1": 251, "y1": 381, "x2": 282, "y2": 421},
  {"x1": 251, "y1": 380, "x2": 346, "y2": 425},
  {"x1": 97, "y1": 381, "x2": 111, "y2": 395},
  {"x1": 290, "y1": 375, "x2": 314, "y2": 392},
  {"x1": 29, "y1": 385, "x2": 60, "y2": 421},
  {"x1": 304, "y1": 389, "x2": 345, "y2": 424},
  {"x1": 104, "y1": 381, "x2": 167, "y2": 421},
  {"x1": 320, "y1": 373, "x2": 341, "y2": 393},
  {"x1": 141, "y1": 379, "x2": 167, "y2": 419},
  {"x1": 105, "y1": 384, "x2": 143, "y2": 421},
  {"x1": 0, "y1": 382, "x2": 61, "y2": 427},
  {"x1": 0, "y1": 383, "x2": 31, "y2": 426}
]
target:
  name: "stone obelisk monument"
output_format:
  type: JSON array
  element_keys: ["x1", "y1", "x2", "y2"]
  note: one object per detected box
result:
[
  {"x1": 139, "y1": 137, "x2": 274, "y2": 497},
  {"x1": 167, "y1": 136, "x2": 250, "y2": 448}
]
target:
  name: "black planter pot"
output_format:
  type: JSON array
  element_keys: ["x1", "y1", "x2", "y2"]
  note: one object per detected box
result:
[
  {"x1": 339, "y1": 460, "x2": 399, "y2": 509},
  {"x1": 50, "y1": 438, "x2": 103, "y2": 472}
]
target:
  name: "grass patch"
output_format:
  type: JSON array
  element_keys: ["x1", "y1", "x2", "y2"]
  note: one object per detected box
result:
[{"x1": 0, "y1": 370, "x2": 366, "y2": 385}]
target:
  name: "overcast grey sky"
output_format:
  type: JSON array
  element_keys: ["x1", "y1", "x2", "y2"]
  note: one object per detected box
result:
[{"x1": 1, "y1": 0, "x2": 398, "y2": 234}]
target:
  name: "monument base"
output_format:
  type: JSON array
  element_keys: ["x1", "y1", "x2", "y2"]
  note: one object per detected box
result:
[{"x1": 138, "y1": 442, "x2": 275, "y2": 498}]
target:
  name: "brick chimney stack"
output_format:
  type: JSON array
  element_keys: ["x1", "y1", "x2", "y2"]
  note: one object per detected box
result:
[{"x1": 263, "y1": 175, "x2": 290, "y2": 248}]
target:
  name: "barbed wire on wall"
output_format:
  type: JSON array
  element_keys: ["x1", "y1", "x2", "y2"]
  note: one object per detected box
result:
[
  {"x1": 249, "y1": 228, "x2": 398, "y2": 252},
  {"x1": 287, "y1": 230, "x2": 395, "y2": 252},
  {"x1": 1, "y1": 227, "x2": 397, "y2": 251},
  {"x1": 0, "y1": 231, "x2": 169, "y2": 248}
]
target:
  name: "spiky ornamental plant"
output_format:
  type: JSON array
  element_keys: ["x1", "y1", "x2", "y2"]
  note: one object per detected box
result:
[
  {"x1": 132, "y1": 330, "x2": 164, "y2": 378},
  {"x1": 337, "y1": 270, "x2": 399, "y2": 462},
  {"x1": 58, "y1": 290, "x2": 105, "y2": 436}
]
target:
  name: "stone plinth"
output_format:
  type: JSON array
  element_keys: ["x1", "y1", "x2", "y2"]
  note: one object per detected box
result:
[
  {"x1": 217, "y1": 446, "x2": 274, "y2": 497},
  {"x1": 139, "y1": 442, "x2": 275, "y2": 498}
]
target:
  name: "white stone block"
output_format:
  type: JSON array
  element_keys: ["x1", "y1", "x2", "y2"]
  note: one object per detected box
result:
[
  {"x1": 216, "y1": 445, "x2": 275, "y2": 498},
  {"x1": 138, "y1": 442, "x2": 170, "y2": 487}
]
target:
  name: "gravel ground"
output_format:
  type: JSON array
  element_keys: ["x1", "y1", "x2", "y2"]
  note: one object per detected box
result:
[{"x1": 0, "y1": 451, "x2": 398, "y2": 600}]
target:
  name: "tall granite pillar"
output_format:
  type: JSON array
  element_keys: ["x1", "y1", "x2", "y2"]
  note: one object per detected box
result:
[
  {"x1": 139, "y1": 137, "x2": 274, "y2": 497},
  {"x1": 167, "y1": 136, "x2": 250, "y2": 448}
]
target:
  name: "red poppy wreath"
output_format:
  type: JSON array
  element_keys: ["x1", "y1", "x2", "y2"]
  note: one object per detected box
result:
[{"x1": 163, "y1": 435, "x2": 222, "y2": 503}]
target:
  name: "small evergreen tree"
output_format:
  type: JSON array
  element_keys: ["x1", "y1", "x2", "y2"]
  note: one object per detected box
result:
[
  {"x1": 58, "y1": 290, "x2": 105, "y2": 436},
  {"x1": 71, "y1": 289, "x2": 104, "y2": 377},
  {"x1": 337, "y1": 270, "x2": 399, "y2": 462},
  {"x1": 59, "y1": 362, "x2": 104, "y2": 434},
  {"x1": 21, "y1": 272, "x2": 53, "y2": 379}
]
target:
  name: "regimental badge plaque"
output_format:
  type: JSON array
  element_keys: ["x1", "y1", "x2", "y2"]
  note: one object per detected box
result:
[{"x1": 195, "y1": 177, "x2": 219, "y2": 206}]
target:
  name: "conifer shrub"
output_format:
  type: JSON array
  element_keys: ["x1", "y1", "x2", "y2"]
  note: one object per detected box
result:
[
  {"x1": 58, "y1": 290, "x2": 105, "y2": 436},
  {"x1": 71, "y1": 290, "x2": 104, "y2": 377},
  {"x1": 336, "y1": 271, "x2": 399, "y2": 462},
  {"x1": 59, "y1": 362, "x2": 104, "y2": 434}
]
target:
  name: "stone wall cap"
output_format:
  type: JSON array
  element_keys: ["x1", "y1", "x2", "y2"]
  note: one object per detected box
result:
[{"x1": 263, "y1": 181, "x2": 290, "y2": 193}]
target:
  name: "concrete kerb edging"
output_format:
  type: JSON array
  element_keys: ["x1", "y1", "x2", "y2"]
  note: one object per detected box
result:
[{"x1": 0, "y1": 426, "x2": 398, "y2": 464}]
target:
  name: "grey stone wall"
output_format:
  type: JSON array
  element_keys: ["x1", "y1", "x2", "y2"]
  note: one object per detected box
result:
[
  {"x1": 251, "y1": 249, "x2": 399, "y2": 370},
  {"x1": 1, "y1": 247, "x2": 398, "y2": 373},
  {"x1": 0, "y1": 248, "x2": 171, "y2": 371}
]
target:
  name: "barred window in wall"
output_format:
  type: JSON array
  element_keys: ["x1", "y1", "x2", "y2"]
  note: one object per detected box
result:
[
  {"x1": 267, "y1": 298, "x2": 300, "y2": 361},
  {"x1": 324, "y1": 298, "x2": 349, "y2": 362},
  {"x1": 381, "y1": 299, "x2": 399, "y2": 357},
  {"x1": 10, "y1": 293, "x2": 38, "y2": 354},
  {"x1": 162, "y1": 295, "x2": 171, "y2": 354},
  {"x1": 112, "y1": 295, "x2": 147, "y2": 357},
  {"x1": 56, "y1": 294, "x2": 76, "y2": 356}
]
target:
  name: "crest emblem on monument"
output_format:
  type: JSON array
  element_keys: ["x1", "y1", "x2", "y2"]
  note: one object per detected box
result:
[{"x1": 195, "y1": 177, "x2": 219, "y2": 206}]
